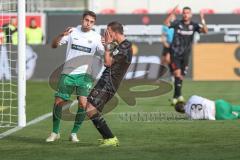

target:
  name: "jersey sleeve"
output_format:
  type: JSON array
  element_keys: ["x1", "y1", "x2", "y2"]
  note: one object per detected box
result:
[
  {"x1": 193, "y1": 22, "x2": 202, "y2": 33},
  {"x1": 58, "y1": 34, "x2": 70, "y2": 45},
  {"x1": 58, "y1": 27, "x2": 76, "y2": 46},
  {"x1": 162, "y1": 25, "x2": 168, "y2": 34}
]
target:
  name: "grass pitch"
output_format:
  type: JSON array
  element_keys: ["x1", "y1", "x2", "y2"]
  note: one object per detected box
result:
[{"x1": 0, "y1": 80, "x2": 240, "y2": 160}]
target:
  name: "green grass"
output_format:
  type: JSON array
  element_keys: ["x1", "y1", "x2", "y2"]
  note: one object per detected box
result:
[{"x1": 0, "y1": 80, "x2": 240, "y2": 160}]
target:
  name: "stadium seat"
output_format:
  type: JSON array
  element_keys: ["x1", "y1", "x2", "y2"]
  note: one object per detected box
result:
[
  {"x1": 132, "y1": 8, "x2": 149, "y2": 14},
  {"x1": 200, "y1": 8, "x2": 215, "y2": 14},
  {"x1": 100, "y1": 8, "x2": 116, "y2": 14},
  {"x1": 233, "y1": 8, "x2": 240, "y2": 14}
]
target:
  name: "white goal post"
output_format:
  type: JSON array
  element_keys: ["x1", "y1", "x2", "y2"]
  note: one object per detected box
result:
[
  {"x1": 0, "y1": 0, "x2": 26, "y2": 128},
  {"x1": 18, "y1": 0, "x2": 26, "y2": 127}
]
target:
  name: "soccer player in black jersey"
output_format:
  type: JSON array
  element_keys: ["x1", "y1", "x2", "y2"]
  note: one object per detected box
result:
[
  {"x1": 86, "y1": 21, "x2": 132, "y2": 147},
  {"x1": 164, "y1": 6, "x2": 208, "y2": 105}
]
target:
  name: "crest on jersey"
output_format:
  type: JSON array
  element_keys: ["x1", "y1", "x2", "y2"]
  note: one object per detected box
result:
[
  {"x1": 88, "y1": 40, "x2": 92, "y2": 43},
  {"x1": 112, "y1": 49, "x2": 119, "y2": 56}
]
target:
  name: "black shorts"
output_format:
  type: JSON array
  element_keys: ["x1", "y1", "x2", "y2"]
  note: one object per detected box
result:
[
  {"x1": 162, "y1": 47, "x2": 170, "y2": 56},
  {"x1": 87, "y1": 78, "x2": 116, "y2": 112},
  {"x1": 170, "y1": 56, "x2": 189, "y2": 76}
]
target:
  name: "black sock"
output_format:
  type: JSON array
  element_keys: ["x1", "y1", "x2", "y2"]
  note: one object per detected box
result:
[
  {"x1": 91, "y1": 113, "x2": 114, "y2": 139},
  {"x1": 174, "y1": 77, "x2": 182, "y2": 98}
]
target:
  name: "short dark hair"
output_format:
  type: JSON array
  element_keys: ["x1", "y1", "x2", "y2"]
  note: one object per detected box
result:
[
  {"x1": 107, "y1": 21, "x2": 124, "y2": 34},
  {"x1": 82, "y1": 10, "x2": 96, "y2": 20},
  {"x1": 175, "y1": 102, "x2": 186, "y2": 113},
  {"x1": 183, "y1": 6, "x2": 191, "y2": 11}
]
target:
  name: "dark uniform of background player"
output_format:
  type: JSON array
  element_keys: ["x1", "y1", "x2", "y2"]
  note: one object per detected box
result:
[
  {"x1": 164, "y1": 6, "x2": 208, "y2": 105},
  {"x1": 86, "y1": 21, "x2": 132, "y2": 146}
]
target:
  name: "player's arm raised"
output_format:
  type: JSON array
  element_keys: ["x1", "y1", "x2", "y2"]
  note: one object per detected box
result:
[
  {"x1": 200, "y1": 12, "x2": 208, "y2": 33},
  {"x1": 103, "y1": 30, "x2": 113, "y2": 67},
  {"x1": 51, "y1": 27, "x2": 72, "y2": 48},
  {"x1": 164, "y1": 5, "x2": 178, "y2": 27}
]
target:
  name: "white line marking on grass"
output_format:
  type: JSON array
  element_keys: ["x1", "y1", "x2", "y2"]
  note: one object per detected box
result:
[
  {"x1": 0, "y1": 103, "x2": 78, "y2": 139},
  {"x1": 0, "y1": 112, "x2": 52, "y2": 139}
]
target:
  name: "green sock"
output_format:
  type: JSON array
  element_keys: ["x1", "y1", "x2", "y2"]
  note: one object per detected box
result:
[
  {"x1": 71, "y1": 108, "x2": 86, "y2": 133},
  {"x1": 52, "y1": 105, "x2": 62, "y2": 134}
]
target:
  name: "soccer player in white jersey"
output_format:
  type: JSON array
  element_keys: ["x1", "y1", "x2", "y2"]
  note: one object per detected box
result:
[
  {"x1": 175, "y1": 95, "x2": 240, "y2": 120},
  {"x1": 46, "y1": 11, "x2": 104, "y2": 142}
]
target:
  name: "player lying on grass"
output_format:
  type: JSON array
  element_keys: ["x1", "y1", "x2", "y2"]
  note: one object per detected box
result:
[
  {"x1": 85, "y1": 21, "x2": 132, "y2": 147},
  {"x1": 175, "y1": 95, "x2": 240, "y2": 120},
  {"x1": 46, "y1": 11, "x2": 104, "y2": 143},
  {"x1": 164, "y1": 6, "x2": 208, "y2": 105}
]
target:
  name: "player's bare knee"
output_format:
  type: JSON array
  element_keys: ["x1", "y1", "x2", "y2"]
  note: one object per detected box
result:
[
  {"x1": 54, "y1": 97, "x2": 66, "y2": 106},
  {"x1": 174, "y1": 71, "x2": 180, "y2": 77},
  {"x1": 78, "y1": 96, "x2": 87, "y2": 109},
  {"x1": 78, "y1": 101, "x2": 84, "y2": 107}
]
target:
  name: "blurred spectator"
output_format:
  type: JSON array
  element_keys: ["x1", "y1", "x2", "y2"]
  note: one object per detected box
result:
[
  {"x1": 132, "y1": 8, "x2": 149, "y2": 14},
  {"x1": 100, "y1": 8, "x2": 116, "y2": 14},
  {"x1": 233, "y1": 8, "x2": 240, "y2": 14},
  {"x1": 200, "y1": 8, "x2": 215, "y2": 14},
  {"x1": 0, "y1": 29, "x2": 5, "y2": 44},
  {"x1": 2, "y1": 17, "x2": 18, "y2": 44},
  {"x1": 167, "y1": 8, "x2": 181, "y2": 14},
  {"x1": 26, "y1": 18, "x2": 43, "y2": 45}
]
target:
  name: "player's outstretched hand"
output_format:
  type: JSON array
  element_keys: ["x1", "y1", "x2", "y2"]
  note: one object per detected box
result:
[
  {"x1": 62, "y1": 27, "x2": 73, "y2": 36},
  {"x1": 171, "y1": 4, "x2": 179, "y2": 14}
]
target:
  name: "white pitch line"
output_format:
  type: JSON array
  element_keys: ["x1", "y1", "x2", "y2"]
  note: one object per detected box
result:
[
  {"x1": 0, "y1": 109, "x2": 117, "y2": 139},
  {"x1": 0, "y1": 112, "x2": 52, "y2": 139},
  {"x1": 0, "y1": 102, "x2": 79, "y2": 139},
  {"x1": 0, "y1": 110, "x2": 181, "y2": 139}
]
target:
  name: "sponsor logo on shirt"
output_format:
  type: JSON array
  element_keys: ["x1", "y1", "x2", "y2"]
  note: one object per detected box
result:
[
  {"x1": 71, "y1": 44, "x2": 91, "y2": 53},
  {"x1": 177, "y1": 29, "x2": 194, "y2": 35}
]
